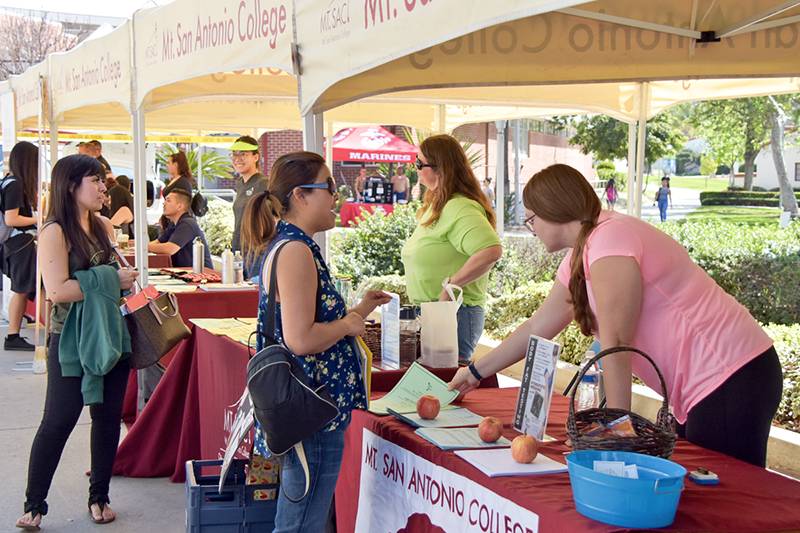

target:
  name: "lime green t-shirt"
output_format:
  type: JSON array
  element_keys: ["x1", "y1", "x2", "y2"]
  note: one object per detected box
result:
[{"x1": 401, "y1": 195, "x2": 500, "y2": 307}]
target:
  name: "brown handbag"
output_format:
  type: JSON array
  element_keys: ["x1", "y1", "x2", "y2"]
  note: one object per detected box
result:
[{"x1": 115, "y1": 247, "x2": 191, "y2": 369}]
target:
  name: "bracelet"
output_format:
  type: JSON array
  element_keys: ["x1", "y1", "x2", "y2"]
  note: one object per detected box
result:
[{"x1": 467, "y1": 362, "x2": 483, "y2": 382}]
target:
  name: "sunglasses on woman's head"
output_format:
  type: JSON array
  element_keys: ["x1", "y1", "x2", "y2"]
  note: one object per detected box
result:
[
  {"x1": 294, "y1": 176, "x2": 337, "y2": 196},
  {"x1": 415, "y1": 157, "x2": 436, "y2": 170}
]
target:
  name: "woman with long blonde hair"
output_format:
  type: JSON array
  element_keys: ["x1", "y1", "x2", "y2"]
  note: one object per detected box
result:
[
  {"x1": 448, "y1": 163, "x2": 782, "y2": 467},
  {"x1": 401, "y1": 134, "x2": 502, "y2": 362}
]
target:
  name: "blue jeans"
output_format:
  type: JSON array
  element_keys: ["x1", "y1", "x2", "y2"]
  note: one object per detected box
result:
[
  {"x1": 273, "y1": 427, "x2": 346, "y2": 533},
  {"x1": 456, "y1": 304, "x2": 485, "y2": 364},
  {"x1": 658, "y1": 199, "x2": 669, "y2": 222}
]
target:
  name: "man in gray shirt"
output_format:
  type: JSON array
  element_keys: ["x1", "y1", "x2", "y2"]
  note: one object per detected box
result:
[{"x1": 230, "y1": 136, "x2": 268, "y2": 254}]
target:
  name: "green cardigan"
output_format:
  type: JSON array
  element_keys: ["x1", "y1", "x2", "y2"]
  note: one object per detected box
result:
[{"x1": 59, "y1": 265, "x2": 131, "y2": 405}]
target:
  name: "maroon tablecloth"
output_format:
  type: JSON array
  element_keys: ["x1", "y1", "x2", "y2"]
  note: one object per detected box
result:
[
  {"x1": 120, "y1": 289, "x2": 259, "y2": 425},
  {"x1": 335, "y1": 387, "x2": 800, "y2": 533},
  {"x1": 122, "y1": 252, "x2": 172, "y2": 268},
  {"x1": 115, "y1": 326, "x2": 496, "y2": 482},
  {"x1": 340, "y1": 201, "x2": 394, "y2": 227}
]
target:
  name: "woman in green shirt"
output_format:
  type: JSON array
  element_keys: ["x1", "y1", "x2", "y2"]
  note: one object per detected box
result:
[{"x1": 401, "y1": 134, "x2": 502, "y2": 363}]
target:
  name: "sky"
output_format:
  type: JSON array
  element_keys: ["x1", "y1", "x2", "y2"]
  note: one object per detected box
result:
[{"x1": 0, "y1": 0, "x2": 170, "y2": 18}]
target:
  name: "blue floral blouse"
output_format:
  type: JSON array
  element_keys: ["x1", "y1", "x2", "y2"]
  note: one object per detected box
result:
[{"x1": 254, "y1": 221, "x2": 365, "y2": 449}]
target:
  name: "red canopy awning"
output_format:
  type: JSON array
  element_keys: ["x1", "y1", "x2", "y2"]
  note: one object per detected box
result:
[{"x1": 331, "y1": 126, "x2": 417, "y2": 163}]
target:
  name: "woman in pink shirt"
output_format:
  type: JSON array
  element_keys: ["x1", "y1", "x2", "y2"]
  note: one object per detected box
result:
[{"x1": 449, "y1": 164, "x2": 782, "y2": 467}]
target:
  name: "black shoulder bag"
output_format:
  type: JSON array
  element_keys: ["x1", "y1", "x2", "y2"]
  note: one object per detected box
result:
[{"x1": 246, "y1": 240, "x2": 340, "y2": 498}]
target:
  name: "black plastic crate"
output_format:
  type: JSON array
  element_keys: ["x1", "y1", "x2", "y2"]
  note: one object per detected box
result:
[{"x1": 185, "y1": 459, "x2": 278, "y2": 533}]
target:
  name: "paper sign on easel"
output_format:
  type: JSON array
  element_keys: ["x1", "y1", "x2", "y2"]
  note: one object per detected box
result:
[
  {"x1": 380, "y1": 292, "x2": 401, "y2": 369},
  {"x1": 513, "y1": 335, "x2": 561, "y2": 441}
]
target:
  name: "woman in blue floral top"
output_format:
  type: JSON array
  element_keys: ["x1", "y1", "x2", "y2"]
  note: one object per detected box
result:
[{"x1": 241, "y1": 152, "x2": 389, "y2": 533}]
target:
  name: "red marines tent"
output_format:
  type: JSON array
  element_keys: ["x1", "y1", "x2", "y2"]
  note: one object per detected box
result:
[{"x1": 331, "y1": 126, "x2": 417, "y2": 163}]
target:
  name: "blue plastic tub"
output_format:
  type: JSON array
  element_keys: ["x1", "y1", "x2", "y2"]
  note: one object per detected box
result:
[{"x1": 567, "y1": 450, "x2": 687, "y2": 528}]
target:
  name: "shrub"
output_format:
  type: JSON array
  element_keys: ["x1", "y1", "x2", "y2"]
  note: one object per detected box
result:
[
  {"x1": 763, "y1": 323, "x2": 800, "y2": 431},
  {"x1": 659, "y1": 220, "x2": 800, "y2": 324},
  {"x1": 700, "y1": 190, "x2": 800, "y2": 207},
  {"x1": 487, "y1": 236, "x2": 564, "y2": 298},
  {"x1": 329, "y1": 203, "x2": 418, "y2": 284},
  {"x1": 355, "y1": 275, "x2": 410, "y2": 305},
  {"x1": 198, "y1": 197, "x2": 233, "y2": 255}
]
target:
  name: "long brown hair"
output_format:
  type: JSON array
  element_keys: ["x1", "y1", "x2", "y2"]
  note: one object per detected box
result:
[
  {"x1": 418, "y1": 134, "x2": 495, "y2": 227},
  {"x1": 169, "y1": 151, "x2": 195, "y2": 185},
  {"x1": 241, "y1": 151, "x2": 325, "y2": 267},
  {"x1": 46, "y1": 155, "x2": 112, "y2": 270},
  {"x1": 9, "y1": 141, "x2": 38, "y2": 212},
  {"x1": 523, "y1": 164, "x2": 601, "y2": 336}
]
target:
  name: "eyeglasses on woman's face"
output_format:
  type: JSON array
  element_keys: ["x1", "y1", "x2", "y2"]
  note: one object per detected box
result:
[
  {"x1": 294, "y1": 176, "x2": 338, "y2": 197},
  {"x1": 524, "y1": 213, "x2": 537, "y2": 233},
  {"x1": 415, "y1": 156, "x2": 436, "y2": 171}
]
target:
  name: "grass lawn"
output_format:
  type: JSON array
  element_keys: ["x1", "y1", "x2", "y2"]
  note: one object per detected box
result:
[
  {"x1": 659, "y1": 175, "x2": 730, "y2": 192},
  {"x1": 686, "y1": 205, "x2": 782, "y2": 224}
]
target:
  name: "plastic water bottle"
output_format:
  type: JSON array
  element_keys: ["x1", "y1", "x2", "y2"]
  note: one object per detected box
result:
[
  {"x1": 192, "y1": 238, "x2": 204, "y2": 274},
  {"x1": 576, "y1": 350, "x2": 600, "y2": 411},
  {"x1": 233, "y1": 251, "x2": 244, "y2": 284}
]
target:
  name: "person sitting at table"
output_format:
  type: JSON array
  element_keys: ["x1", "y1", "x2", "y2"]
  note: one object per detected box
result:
[
  {"x1": 391, "y1": 165, "x2": 409, "y2": 203},
  {"x1": 448, "y1": 164, "x2": 782, "y2": 467},
  {"x1": 402, "y1": 134, "x2": 503, "y2": 363},
  {"x1": 148, "y1": 190, "x2": 212, "y2": 269},
  {"x1": 107, "y1": 174, "x2": 134, "y2": 237},
  {"x1": 16, "y1": 154, "x2": 138, "y2": 530},
  {"x1": 241, "y1": 151, "x2": 390, "y2": 532}
]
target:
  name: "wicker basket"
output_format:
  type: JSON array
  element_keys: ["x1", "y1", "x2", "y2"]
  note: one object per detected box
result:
[
  {"x1": 362, "y1": 322, "x2": 419, "y2": 364},
  {"x1": 566, "y1": 346, "x2": 677, "y2": 459}
]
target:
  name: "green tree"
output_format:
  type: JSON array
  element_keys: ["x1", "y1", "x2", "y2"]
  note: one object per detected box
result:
[
  {"x1": 687, "y1": 98, "x2": 772, "y2": 190},
  {"x1": 568, "y1": 113, "x2": 685, "y2": 169},
  {"x1": 155, "y1": 144, "x2": 232, "y2": 186}
]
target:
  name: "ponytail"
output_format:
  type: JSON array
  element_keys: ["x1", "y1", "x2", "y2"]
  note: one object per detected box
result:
[
  {"x1": 241, "y1": 191, "x2": 282, "y2": 270},
  {"x1": 569, "y1": 220, "x2": 598, "y2": 336}
]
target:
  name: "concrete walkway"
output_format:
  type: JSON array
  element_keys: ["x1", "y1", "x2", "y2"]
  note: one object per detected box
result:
[
  {"x1": 0, "y1": 324, "x2": 183, "y2": 532},
  {"x1": 639, "y1": 186, "x2": 701, "y2": 222}
]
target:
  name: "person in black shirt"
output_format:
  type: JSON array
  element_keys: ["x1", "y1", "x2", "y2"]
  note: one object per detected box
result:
[
  {"x1": 87, "y1": 140, "x2": 111, "y2": 174},
  {"x1": 1, "y1": 141, "x2": 39, "y2": 351},
  {"x1": 148, "y1": 190, "x2": 212, "y2": 268},
  {"x1": 108, "y1": 175, "x2": 134, "y2": 236},
  {"x1": 229, "y1": 136, "x2": 267, "y2": 254},
  {"x1": 162, "y1": 150, "x2": 194, "y2": 198}
]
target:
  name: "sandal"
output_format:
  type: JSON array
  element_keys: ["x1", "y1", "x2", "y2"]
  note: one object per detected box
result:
[
  {"x1": 87, "y1": 495, "x2": 116, "y2": 525},
  {"x1": 16, "y1": 502, "x2": 47, "y2": 531}
]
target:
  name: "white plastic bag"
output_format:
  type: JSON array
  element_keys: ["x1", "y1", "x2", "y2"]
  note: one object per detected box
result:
[{"x1": 419, "y1": 283, "x2": 463, "y2": 368}]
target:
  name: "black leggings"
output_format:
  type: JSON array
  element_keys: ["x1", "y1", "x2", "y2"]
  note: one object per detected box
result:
[
  {"x1": 677, "y1": 346, "x2": 783, "y2": 467},
  {"x1": 23, "y1": 334, "x2": 130, "y2": 516}
]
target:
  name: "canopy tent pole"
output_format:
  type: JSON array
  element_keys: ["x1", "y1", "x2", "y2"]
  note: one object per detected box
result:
[
  {"x1": 436, "y1": 104, "x2": 447, "y2": 134},
  {"x1": 303, "y1": 112, "x2": 327, "y2": 260},
  {"x1": 325, "y1": 121, "x2": 334, "y2": 179},
  {"x1": 132, "y1": 106, "x2": 149, "y2": 287},
  {"x1": 626, "y1": 122, "x2": 637, "y2": 215},
  {"x1": 513, "y1": 119, "x2": 522, "y2": 225},
  {"x1": 32, "y1": 75, "x2": 48, "y2": 374},
  {"x1": 495, "y1": 120, "x2": 506, "y2": 237},
  {"x1": 634, "y1": 83, "x2": 650, "y2": 218}
]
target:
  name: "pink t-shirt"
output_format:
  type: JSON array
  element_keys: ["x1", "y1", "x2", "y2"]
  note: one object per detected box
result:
[{"x1": 556, "y1": 211, "x2": 772, "y2": 423}]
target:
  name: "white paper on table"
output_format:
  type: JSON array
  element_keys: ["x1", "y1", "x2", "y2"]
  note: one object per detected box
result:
[
  {"x1": 455, "y1": 448, "x2": 568, "y2": 477},
  {"x1": 415, "y1": 427, "x2": 512, "y2": 450},
  {"x1": 389, "y1": 406, "x2": 484, "y2": 428},
  {"x1": 368, "y1": 362, "x2": 459, "y2": 415}
]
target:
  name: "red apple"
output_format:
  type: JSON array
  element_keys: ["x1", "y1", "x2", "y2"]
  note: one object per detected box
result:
[
  {"x1": 478, "y1": 416, "x2": 503, "y2": 443},
  {"x1": 511, "y1": 435, "x2": 539, "y2": 464},
  {"x1": 416, "y1": 395, "x2": 440, "y2": 420}
]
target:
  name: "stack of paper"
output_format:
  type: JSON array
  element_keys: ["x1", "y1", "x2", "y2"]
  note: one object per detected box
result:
[
  {"x1": 455, "y1": 448, "x2": 568, "y2": 477},
  {"x1": 189, "y1": 318, "x2": 258, "y2": 345},
  {"x1": 368, "y1": 362, "x2": 459, "y2": 415},
  {"x1": 415, "y1": 427, "x2": 512, "y2": 450},
  {"x1": 388, "y1": 407, "x2": 484, "y2": 428}
]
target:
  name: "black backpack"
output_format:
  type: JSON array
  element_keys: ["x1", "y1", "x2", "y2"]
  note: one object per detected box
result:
[
  {"x1": 0, "y1": 175, "x2": 18, "y2": 245},
  {"x1": 191, "y1": 192, "x2": 208, "y2": 217},
  {"x1": 246, "y1": 240, "x2": 339, "y2": 498}
]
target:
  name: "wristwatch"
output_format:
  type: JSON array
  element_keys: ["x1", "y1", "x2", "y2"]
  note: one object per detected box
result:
[{"x1": 467, "y1": 361, "x2": 483, "y2": 382}]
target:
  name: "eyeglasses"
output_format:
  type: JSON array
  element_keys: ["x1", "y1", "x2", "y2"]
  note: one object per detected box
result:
[
  {"x1": 524, "y1": 214, "x2": 537, "y2": 233},
  {"x1": 415, "y1": 157, "x2": 436, "y2": 171},
  {"x1": 231, "y1": 151, "x2": 257, "y2": 160},
  {"x1": 295, "y1": 176, "x2": 338, "y2": 197}
]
